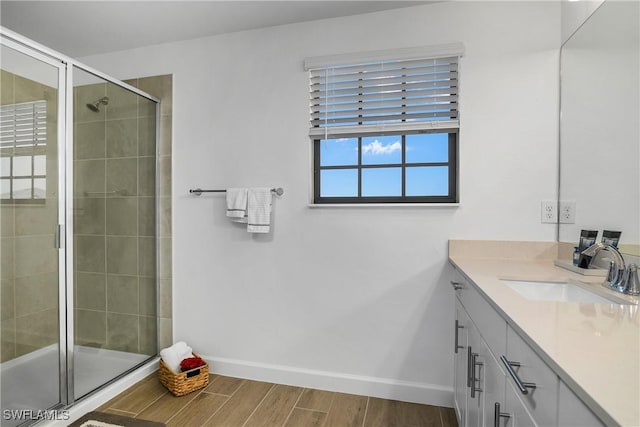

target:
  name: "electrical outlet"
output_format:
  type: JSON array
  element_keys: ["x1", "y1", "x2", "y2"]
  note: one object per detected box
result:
[
  {"x1": 559, "y1": 200, "x2": 576, "y2": 224},
  {"x1": 541, "y1": 200, "x2": 557, "y2": 223}
]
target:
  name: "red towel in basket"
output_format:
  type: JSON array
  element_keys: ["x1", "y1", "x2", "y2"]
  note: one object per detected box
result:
[{"x1": 180, "y1": 356, "x2": 205, "y2": 372}]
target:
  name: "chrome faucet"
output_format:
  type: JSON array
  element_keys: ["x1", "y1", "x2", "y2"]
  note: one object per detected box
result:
[
  {"x1": 622, "y1": 264, "x2": 640, "y2": 295},
  {"x1": 581, "y1": 242, "x2": 639, "y2": 296}
]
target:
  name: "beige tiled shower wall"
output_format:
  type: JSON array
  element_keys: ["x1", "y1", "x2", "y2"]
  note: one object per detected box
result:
[
  {"x1": 0, "y1": 70, "x2": 60, "y2": 362},
  {"x1": 0, "y1": 72, "x2": 172, "y2": 363},
  {"x1": 73, "y1": 74, "x2": 172, "y2": 355},
  {"x1": 128, "y1": 75, "x2": 173, "y2": 351}
]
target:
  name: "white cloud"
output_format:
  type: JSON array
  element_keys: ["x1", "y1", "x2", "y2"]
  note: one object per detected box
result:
[{"x1": 361, "y1": 139, "x2": 401, "y2": 155}]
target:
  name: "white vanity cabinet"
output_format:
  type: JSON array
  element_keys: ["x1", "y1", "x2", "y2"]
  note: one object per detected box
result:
[
  {"x1": 454, "y1": 295, "x2": 491, "y2": 427},
  {"x1": 503, "y1": 326, "x2": 558, "y2": 426},
  {"x1": 557, "y1": 381, "x2": 604, "y2": 426},
  {"x1": 504, "y1": 381, "x2": 537, "y2": 427},
  {"x1": 453, "y1": 298, "x2": 469, "y2": 426},
  {"x1": 478, "y1": 339, "x2": 505, "y2": 427},
  {"x1": 466, "y1": 318, "x2": 483, "y2": 427},
  {"x1": 451, "y1": 272, "x2": 606, "y2": 427},
  {"x1": 452, "y1": 274, "x2": 509, "y2": 427},
  {"x1": 482, "y1": 345, "x2": 538, "y2": 427}
]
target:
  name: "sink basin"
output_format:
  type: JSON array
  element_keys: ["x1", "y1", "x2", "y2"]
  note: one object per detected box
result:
[{"x1": 501, "y1": 280, "x2": 630, "y2": 304}]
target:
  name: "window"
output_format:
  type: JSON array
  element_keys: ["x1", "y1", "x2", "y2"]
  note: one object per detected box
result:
[
  {"x1": 315, "y1": 131, "x2": 457, "y2": 203},
  {"x1": 0, "y1": 100, "x2": 47, "y2": 203},
  {"x1": 305, "y1": 45, "x2": 462, "y2": 204}
]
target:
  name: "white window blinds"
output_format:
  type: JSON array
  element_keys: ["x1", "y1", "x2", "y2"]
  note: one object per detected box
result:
[
  {"x1": 0, "y1": 100, "x2": 47, "y2": 148},
  {"x1": 306, "y1": 45, "x2": 462, "y2": 138}
]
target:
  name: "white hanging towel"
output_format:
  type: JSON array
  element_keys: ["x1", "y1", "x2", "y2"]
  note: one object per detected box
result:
[
  {"x1": 226, "y1": 188, "x2": 248, "y2": 223},
  {"x1": 247, "y1": 188, "x2": 272, "y2": 233}
]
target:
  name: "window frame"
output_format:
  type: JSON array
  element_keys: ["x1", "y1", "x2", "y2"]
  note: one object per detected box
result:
[
  {"x1": 0, "y1": 148, "x2": 47, "y2": 205},
  {"x1": 305, "y1": 45, "x2": 463, "y2": 206},
  {"x1": 0, "y1": 100, "x2": 48, "y2": 204},
  {"x1": 313, "y1": 129, "x2": 458, "y2": 204}
]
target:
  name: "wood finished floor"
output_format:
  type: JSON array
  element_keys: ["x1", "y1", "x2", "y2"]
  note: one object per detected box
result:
[{"x1": 97, "y1": 373, "x2": 458, "y2": 427}]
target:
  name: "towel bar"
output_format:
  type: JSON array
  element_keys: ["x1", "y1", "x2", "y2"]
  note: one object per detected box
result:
[{"x1": 189, "y1": 187, "x2": 284, "y2": 196}]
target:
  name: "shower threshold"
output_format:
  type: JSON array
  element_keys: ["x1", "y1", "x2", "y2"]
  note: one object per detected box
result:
[{"x1": 1, "y1": 345, "x2": 150, "y2": 426}]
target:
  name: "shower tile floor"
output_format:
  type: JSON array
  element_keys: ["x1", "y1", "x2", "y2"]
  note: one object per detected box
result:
[{"x1": 1, "y1": 345, "x2": 148, "y2": 427}]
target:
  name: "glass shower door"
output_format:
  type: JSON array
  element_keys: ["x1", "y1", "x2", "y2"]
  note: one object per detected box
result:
[
  {"x1": 71, "y1": 66, "x2": 158, "y2": 400},
  {"x1": 0, "y1": 40, "x2": 64, "y2": 425},
  {"x1": 0, "y1": 31, "x2": 160, "y2": 423}
]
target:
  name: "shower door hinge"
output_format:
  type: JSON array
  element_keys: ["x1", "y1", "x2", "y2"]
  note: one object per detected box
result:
[{"x1": 54, "y1": 224, "x2": 64, "y2": 249}]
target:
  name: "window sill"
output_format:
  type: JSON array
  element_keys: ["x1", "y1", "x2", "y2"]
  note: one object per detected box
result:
[{"x1": 307, "y1": 203, "x2": 460, "y2": 208}]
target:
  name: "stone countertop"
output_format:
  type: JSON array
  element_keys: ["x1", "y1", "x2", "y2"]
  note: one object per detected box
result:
[{"x1": 449, "y1": 240, "x2": 639, "y2": 427}]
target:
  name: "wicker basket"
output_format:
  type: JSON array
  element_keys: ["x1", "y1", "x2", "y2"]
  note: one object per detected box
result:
[{"x1": 159, "y1": 353, "x2": 209, "y2": 396}]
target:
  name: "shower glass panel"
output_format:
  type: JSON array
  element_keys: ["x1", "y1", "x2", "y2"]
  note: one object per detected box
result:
[
  {"x1": 72, "y1": 66, "x2": 157, "y2": 399},
  {"x1": 0, "y1": 42, "x2": 63, "y2": 425}
]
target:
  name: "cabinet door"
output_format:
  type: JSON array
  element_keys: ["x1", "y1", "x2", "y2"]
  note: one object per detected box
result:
[
  {"x1": 458, "y1": 278, "x2": 507, "y2": 358},
  {"x1": 504, "y1": 326, "x2": 558, "y2": 426},
  {"x1": 481, "y1": 342, "x2": 507, "y2": 427},
  {"x1": 467, "y1": 319, "x2": 483, "y2": 427},
  {"x1": 557, "y1": 381, "x2": 605, "y2": 426},
  {"x1": 454, "y1": 298, "x2": 469, "y2": 427},
  {"x1": 505, "y1": 380, "x2": 537, "y2": 427}
]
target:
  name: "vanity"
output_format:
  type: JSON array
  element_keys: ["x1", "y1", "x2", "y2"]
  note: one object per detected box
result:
[
  {"x1": 449, "y1": 3, "x2": 640, "y2": 425},
  {"x1": 449, "y1": 240, "x2": 639, "y2": 427},
  {"x1": 447, "y1": 1, "x2": 640, "y2": 422}
]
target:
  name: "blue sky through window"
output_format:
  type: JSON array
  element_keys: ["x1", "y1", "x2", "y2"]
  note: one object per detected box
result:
[
  {"x1": 318, "y1": 133, "x2": 450, "y2": 198},
  {"x1": 406, "y1": 166, "x2": 448, "y2": 196},
  {"x1": 320, "y1": 169, "x2": 357, "y2": 197},
  {"x1": 362, "y1": 136, "x2": 401, "y2": 165},
  {"x1": 406, "y1": 133, "x2": 448, "y2": 163},
  {"x1": 320, "y1": 138, "x2": 357, "y2": 166},
  {"x1": 362, "y1": 167, "x2": 401, "y2": 196}
]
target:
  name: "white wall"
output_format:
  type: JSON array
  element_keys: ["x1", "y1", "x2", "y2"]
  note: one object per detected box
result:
[
  {"x1": 80, "y1": 1, "x2": 560, "y2": 405},
  {"x1": 561, "y1": 0, "x2": 604, "y2": 44}
]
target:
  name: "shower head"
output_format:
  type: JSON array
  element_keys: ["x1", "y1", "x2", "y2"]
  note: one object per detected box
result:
[{"x1": 86, "y1": 96, "x2": 109, "y2": 112}]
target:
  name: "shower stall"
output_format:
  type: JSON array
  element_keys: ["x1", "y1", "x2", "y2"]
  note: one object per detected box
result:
[{"x1": 0, "y1": 28, "x2": 160, "y2": 426}]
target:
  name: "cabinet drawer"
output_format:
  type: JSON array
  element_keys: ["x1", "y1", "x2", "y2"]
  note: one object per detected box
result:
[
  {"x1": 453, "y1": 271, "x2": 506, "y2": 358},
  {"x1": 503, "y1": 326, "x2": 558, "y2": 426}
]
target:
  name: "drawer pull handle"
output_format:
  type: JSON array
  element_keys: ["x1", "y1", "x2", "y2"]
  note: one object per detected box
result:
[
  {"x1": 470, "y1": 353, "x2": 483, "y2": 398},
  {"x1": 467, "y1": 346, "x2": 473, "y2": 387},
  {"x1": 454, "y1": 320, "x2": 464, "y2": 354},
  {"x1": 451, "y1": 281, "x2": 463, "y2": 290},
  {"x1": 494, "y1": 402, "x2": 511, "y2": 427},
  {"x1": 500, "y1": 355, "x2": 537, "y2": 395}
]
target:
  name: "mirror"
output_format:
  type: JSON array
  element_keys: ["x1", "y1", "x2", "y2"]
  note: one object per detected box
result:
[{"x1": 559, "y1": 0, "x2": 639, "y2": 256}]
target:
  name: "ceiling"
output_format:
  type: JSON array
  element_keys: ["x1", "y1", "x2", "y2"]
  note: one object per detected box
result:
[{"x1": 0, "y1": 1, "x2": 430, "y2": 58}]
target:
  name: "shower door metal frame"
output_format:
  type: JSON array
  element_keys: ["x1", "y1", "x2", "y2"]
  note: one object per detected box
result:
[
  {"x1": 0, "y1": 26, "x2": 161, "y2": 410},
  {"x1": 0, "y1": 31, "x2": 70, "y2": 411},
  {"x1": 65, "y1": 63, "x2": 161, "y2": 404}
]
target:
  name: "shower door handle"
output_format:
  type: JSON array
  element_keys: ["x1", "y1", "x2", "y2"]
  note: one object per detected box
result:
[{"x1": 54, "y1": 224, "x2": 63, "y2": 249}]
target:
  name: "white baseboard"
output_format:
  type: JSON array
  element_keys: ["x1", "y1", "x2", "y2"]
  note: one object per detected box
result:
[{"x1": 202, "y1": 354, "x2": 454, "y2": 408}]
